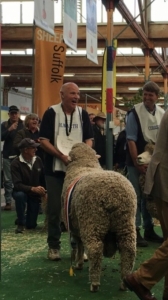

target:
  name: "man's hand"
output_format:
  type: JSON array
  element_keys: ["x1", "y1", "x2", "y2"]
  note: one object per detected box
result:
[
  {"x1": 31, "y1": 186, "x2": 46, "y2": 196},
  {"x1": 135, "y1": 163, "x2": 148, "y2": 174},
  {"x1": 60, "y1": 154, "x2": 70, "y2": 166},
  {"x1": 8, "y1": 122, "x2": 18, "y2": 131}
]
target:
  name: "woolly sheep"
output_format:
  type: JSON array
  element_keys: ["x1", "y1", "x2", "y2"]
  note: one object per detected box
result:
[
  {"x1": 137, "y1": 143, "x2": 158, "y2": 219},
  {"x1": 62, "y1": 143, "x2": 137, "y2": 292}
]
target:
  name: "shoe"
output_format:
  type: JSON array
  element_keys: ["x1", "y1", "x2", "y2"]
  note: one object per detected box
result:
[
  {"x1": 48, "y1": 248, "x2": 61, "y2": 261},
  {"x1": 15, "y1": 225, "x2": 25, "y2": 234},
  {"x1": 83, "y1": 252, "x2": 88, "y2": 262},
  {"x1": 124, "y1": 273, "x2": 157, "y2": 300},
  {"x1": 144, "y1": 226, "x2": 164, "y2": 243},
  {"x1": 4, "y1": 203, "x2": 12, "y2": 211},
  {"x1": 136, "y1": 229, "x2": 148, "y2": 247}
]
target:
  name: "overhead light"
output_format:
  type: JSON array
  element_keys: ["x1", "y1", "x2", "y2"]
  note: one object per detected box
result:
[
  {"x1": 115, "y1": 97, "x2": 123, "y2": 100},
  {"x1": 79, "y1": 87, "x2": 101, "y2": 91},
  {"x1": 1, "y1": 74, "x2": 11, "y2": 77},
  {"x1": 118, "y1": 103, "x2": 125, "y2": 106},
  {"x1": 63, "y1": 73, "x2": 74, "y2": 77},
  {"x1": 128, "y1": 87, "x2": 141, "y2": 91},
  {"x1": 26, "y1": 87, "x2": 32, "y2": 90},
  {"x1": 116, "y1": 73, "x2": 138, "y2": 77}
]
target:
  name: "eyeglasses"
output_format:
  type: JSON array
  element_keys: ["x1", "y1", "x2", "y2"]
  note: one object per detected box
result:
[{"x1": 30, "y1": 118, "x2": 39, "y2": 121}]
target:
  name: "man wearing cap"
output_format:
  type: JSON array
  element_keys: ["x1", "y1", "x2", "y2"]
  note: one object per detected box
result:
[
  {"x1": 1, "y1": 105, "x2": 24, "y2": 210},
  {"x1": 11, "y1": 138, "x2": 46, "y2": 233},
  {"x1": 92, "y1": 112, "x2": 106, "y2": 167}
]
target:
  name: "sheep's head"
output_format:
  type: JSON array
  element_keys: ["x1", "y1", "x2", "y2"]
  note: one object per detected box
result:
[
  {"x1": 68, "y1": 142, "x2": 100, "y2": 163},
  {"x1": 137, "y1": 142, "x2": 155, "y2": 165}
]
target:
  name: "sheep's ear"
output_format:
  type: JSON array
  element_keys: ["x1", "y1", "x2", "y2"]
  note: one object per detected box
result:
[{"x1": 96, "y1": 154, "x2": 101, "y2": 159}]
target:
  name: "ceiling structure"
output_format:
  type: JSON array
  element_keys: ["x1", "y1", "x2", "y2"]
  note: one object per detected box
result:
[{"x1": 1, "y1": 0, "x2": 168, "y2": 110}]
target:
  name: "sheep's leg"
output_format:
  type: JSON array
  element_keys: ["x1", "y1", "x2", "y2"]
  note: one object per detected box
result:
[
  {"x1": 117, "y1": 231, "x2": 136, "y2": 291},
  {"x1": 86, "y1": 240, "x2": 103, "y2": 292},
  {"x1": 75, "y1": 239, "x2": 84, "y2": 270}
]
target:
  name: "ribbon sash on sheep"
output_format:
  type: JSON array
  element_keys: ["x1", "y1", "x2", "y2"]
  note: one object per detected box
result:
[{"x1": 65, "y1": 176, "x2": 84, "y2": 232}]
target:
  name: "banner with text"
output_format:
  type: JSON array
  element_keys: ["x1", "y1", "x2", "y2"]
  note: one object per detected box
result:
[
  {"x1": 34, "y1": 28, "x2": 66, "y2": 118},
  {"x1": 34, "y1": 0, "x2": 54, "y2": 35},
  {"x1": 63, "y1": 0, "x2": 77, "y2": 52},
  {"x1": 86, "y1": 0, "x2": 98, "y2": 64}
]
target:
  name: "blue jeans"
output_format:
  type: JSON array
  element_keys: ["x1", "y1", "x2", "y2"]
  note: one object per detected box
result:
[
  {"x1": 45, "y1": 174, "x2": 65, "y2": 250},
  {"x1": 127, "y1": 166, "x2": 153, "y2": 230},
  {"x1": 3, "y1": 158, "x2": 13, "y2": 204},
  {"x1": 13, "y1": 191, "x2": 39, "y2": 229}
]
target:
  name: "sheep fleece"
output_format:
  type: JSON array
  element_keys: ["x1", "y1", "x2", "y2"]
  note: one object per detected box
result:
[{"x1": 62, "y1": 143, "x2": 137, "y2": 288}]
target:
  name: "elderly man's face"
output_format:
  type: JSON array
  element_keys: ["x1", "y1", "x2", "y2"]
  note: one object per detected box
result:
[
  {"x1": 143, "y1": 90, "x2": 158, "y2": 111},
  {"x1": 8, "y1": 111, "x2": 19, "y2": 123},
  {"x1": 89, "y1": 114, "x2": 95, "y2": 124},
  {"x1": 61, "y1": 83, "x2": 80, "y2": 113},
  {"x1": 95, "y1": 117, "x2": 106, "y2": 129}
]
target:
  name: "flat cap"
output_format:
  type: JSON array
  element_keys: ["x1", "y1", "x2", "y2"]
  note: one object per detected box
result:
[{"x1": 18, "y1": 138, "x2": 40, "y2": 149}]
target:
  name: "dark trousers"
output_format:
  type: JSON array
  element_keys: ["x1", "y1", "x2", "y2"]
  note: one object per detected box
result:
[
  {"x1": 45, "y1": 175, "x2": 65, "y2": 250},
  {"x1": 13, "y1": 191, "x2": 39, "y2": 229}
]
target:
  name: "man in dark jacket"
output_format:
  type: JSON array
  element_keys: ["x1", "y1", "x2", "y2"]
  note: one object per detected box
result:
[
  {"x1": 92, "y1": 112, "x2": 106, "y2": 167},
  {"x1": 11, "y1": 138, "x2": 46, "y2": 233},
  {"x1": 1, "y1": 105, "x2": 24, "y2": 210}
]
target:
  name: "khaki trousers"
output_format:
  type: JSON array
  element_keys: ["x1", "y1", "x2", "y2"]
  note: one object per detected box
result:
[{"x1": 135, "y1": 197, "x2": 168, "y2": 295}]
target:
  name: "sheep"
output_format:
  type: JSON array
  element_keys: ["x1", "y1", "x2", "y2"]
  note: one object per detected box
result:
[
  {"x1": 62, "y1": 142, "x2": 137, "y2": 292},
  {"x1": 137, "y1": 143, "x2": 158, "y2": 220}
]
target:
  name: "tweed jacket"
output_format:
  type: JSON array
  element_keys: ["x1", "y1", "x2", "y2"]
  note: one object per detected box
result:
[{"x1": 144, "y1": 109, "x2": 168, "y2": 202}]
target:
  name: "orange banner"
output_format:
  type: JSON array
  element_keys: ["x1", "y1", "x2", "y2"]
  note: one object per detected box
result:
[{"x1": 34, "y1": 28, "x2": 67, "y2": 118}]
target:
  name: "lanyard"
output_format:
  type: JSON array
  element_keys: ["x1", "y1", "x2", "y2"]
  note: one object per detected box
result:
[{"x1": 61, "y1": 105, "x2": 74, "y2": 136}]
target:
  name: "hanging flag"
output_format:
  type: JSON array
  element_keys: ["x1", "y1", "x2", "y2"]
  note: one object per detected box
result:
[
  {"x1": 34, "y1": 0, "x2": 54, "y2": 35},
  {"x1": 34, "y1": 28, "x2": 67, "y2": 117},
  {"x1": 86, "y1": 0, "x2": 98, "y2": 64},
  {"x1": 63, "y1": 0, "x2": 77, "y2": 52},
  {"x1": 101, "y1": 40, "x2": 117, "y2": 114}
]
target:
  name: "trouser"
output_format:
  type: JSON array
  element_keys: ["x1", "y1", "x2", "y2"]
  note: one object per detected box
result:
[
  {"x1": 127, "y1": 166, "x2": 153, "y2": 229},
  {"x1": 135, "y1": 198, "x2": 168, "y2": 294},
  {"x1": 13, "y1": 191, "x2": 40, "y2": 229},
  {"x1": 45, "y1": 174, "x2": 65, "y2": 250},
  {"x1": 3, "y1": 158, "x2": 13, "y2": 204}
]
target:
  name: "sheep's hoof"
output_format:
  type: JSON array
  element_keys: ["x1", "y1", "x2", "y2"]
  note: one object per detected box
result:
[
  {"x1": 74, "y1": 263, "x2": 83, "y2": 270},
  {"x1": 120, "y1": 281, "x2": 127, "y2": 291},
  {"x1": 90, "y1": 284, "x2": 99, "y2": 292}
]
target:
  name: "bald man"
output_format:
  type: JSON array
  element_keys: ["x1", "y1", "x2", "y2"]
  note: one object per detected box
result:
[{"x1": 40, "y1": 82, "x2": 93, "y2": 261}]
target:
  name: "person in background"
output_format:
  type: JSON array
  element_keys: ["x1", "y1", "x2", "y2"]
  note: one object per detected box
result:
[
  {"x1": 1, "y1": 105, "x2": 24, "y2": 211},
  {"x1": 11, "y1": 138, "x2": 46, "y2": 234},
  {"x1": 13, "y1": 113, "x2": 44, "y2": 162},
  {"x1": 88, "y1": 113, "x2": 95, "y2": 125},
  {"x1": 92, "y1": 112, "x2": 106, "y2": 168},
  {"x1": 114, "y1": 128, "x2": 127, "y2": 171},
  {"x1": 39, "y1": 82, "x2": 93, "y2": 261},
  {"x1": 126, "y1": 81, "x2": 164, "y2": 247},
  {"x1": 124, "y1": 108, "x2": 168, "y2": 300}
]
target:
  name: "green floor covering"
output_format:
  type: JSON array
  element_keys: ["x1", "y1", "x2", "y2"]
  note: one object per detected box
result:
[{"x1": 0, "y1": 210, "x2": 163, "y2": 300}]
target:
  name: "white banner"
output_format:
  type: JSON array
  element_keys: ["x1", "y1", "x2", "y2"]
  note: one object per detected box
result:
[
  {"x1": 34, "y1": 0, "x2": 54, "y2": 36},
  {"x1": 63, "y1": 0, "x2": 77, "y2": 51},
  {"x1": 86, "y1": 0, "x2": 98, "y2": 64}
]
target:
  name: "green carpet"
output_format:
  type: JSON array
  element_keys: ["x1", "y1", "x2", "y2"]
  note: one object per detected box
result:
[{"x1": 0, "y1": 211, "x2": 163, "y2": 300}]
